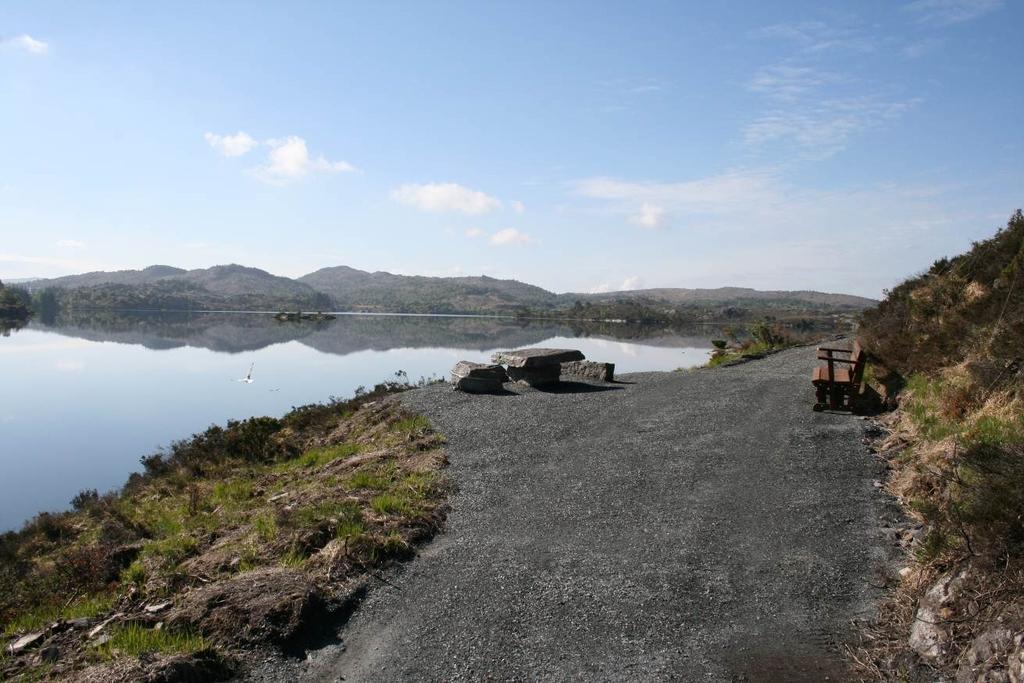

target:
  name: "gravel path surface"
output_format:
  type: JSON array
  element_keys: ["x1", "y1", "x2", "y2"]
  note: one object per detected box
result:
[{"x1": 281, "y1": 345, "x2": 892, "y2": 681}]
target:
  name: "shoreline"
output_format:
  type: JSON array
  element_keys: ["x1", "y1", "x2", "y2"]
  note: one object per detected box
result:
[{"x1": 0, "y1": 380, "x2": 449, "y2": 681}]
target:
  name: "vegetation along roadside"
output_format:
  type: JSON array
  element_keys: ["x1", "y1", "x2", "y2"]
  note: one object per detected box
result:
[
  {"x1": 0, "y1": 375, "x2": 449, "y2": 682},
  {"x1": 851, "y1": 211, "x2": 1024, "y2": 680}
]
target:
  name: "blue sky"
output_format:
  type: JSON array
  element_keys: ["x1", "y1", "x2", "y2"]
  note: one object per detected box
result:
[{"x1": 1, "y1": 0, "x2": 1021, "y2": 298}]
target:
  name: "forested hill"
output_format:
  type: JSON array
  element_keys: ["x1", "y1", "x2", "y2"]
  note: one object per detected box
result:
[
  {"x1": 19, "y1": 263, "x2": 876, "y2": 316},
  {"x1": 24, "y1": 265, "x2": 332, "y2": 312}
]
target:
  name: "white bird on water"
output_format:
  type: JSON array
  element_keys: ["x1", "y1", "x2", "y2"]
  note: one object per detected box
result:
[{"x1": 237, "y1": 362, "x2": 255, "y2": 384}]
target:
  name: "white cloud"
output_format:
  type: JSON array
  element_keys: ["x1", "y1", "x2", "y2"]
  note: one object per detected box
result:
[
  {"x1": 252, "y1": 136, "x2": 356, "y2": 184},
  {"x1": 56, "y1": 239, "x2": 86, "y2": 249},
  {"x1": 465, "y1": 227, "x2": 485, "y2": 238},
  {"x1": 204, "y1": 131, "x2": 258, "y2": 157},
  {"x1": 620, "y1": 276, "x2": 643, "y2": 290},
  {"x1": 630, "y1": 203, "x2": 666, "y2": 229},
  {"x1": 747, "y1": 65, "x2": 840, "y2": 101},
  {"x1": 902, "y1": 38, "x2": 943, "y2": 58},
  {"x1": 750, "y1": 21, "x2": 873, "y2": 53},
  {"x1": 511, "y1": 200, "x2": 526, "y2": 214},
  {"x1": 591, "y1": 276, "x2": 644, "y2": 293},
  {"x1": 905, "y1": 0, "x2": 1003, "y2": 25},
  {"x1": 391, "y1": 182, "x2": 501, "y2": 215},
  {"x1": 489, "y1": 228, "x2": 533, "y2": 246},
  {"x1": 743, "y1": 97, "x2": 919, "y2": 159},
  {"x1": 3, "y1": 34, "x2": 48, "y2": 55},
  {"x1": 576, "y1": 171, "x2": 778, "y2": 215}
]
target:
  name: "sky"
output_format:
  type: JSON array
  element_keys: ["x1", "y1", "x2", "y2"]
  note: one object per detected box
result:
[{"x1": 0, "y1": 0, "x2": 1021, "y2": 298}]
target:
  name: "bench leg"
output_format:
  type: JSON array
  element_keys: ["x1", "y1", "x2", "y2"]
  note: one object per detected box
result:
[
  {"x1": 813, "y1": 381, "x2": 828, "y2": 411},
  {"x1": 829, "y1": 384, "x2": 843, "y2": 411}
]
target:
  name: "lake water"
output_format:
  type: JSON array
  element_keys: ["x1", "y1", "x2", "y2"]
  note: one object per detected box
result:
[{"x1": 0, "y1": 312, "x2": 720, "y2": 530}]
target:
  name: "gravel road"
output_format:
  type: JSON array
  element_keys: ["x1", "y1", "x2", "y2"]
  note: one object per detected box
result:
[{"x1": 281, "y1": 345, "x2": 893, "y2": 681}]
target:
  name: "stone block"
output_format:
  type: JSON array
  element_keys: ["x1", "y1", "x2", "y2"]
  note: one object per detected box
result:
[
  {"x1": 490, "y1": 348, "x2": 585, "y2": 368},
  {"x1": 561, "y1": 360, "x2": 615, "y2": 382}
]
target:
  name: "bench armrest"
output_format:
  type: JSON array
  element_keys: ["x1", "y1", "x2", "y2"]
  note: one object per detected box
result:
[
  {"x1": 817, "y1": 346, "x2": 852, "y2": 353},
  {"x1": 818, "y1": 355, "x2": 856, "y2": 363}
]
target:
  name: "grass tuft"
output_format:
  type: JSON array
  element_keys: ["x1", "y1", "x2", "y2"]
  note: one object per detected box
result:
[
  {"x1": 95, "y1": 624, "x2": 206, "y2": 658},
  {"x1": 370, "y1": 494, "x2": 414, "y2": 516}
]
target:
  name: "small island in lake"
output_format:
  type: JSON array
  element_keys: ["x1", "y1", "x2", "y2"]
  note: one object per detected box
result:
[{"x1": 274, "y1": 310, "x2": 337, "y2": 322}]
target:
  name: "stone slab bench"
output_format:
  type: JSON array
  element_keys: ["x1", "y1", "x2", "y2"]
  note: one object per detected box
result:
[
  {"x1": 450, "y1": 361, "x2": 509, "y2": 393},
  {"x1": 490, "y1": 348, "x2": 585, "y2": 386}
]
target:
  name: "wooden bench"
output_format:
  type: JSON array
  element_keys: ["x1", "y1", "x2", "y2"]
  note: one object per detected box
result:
[{"x1": 812, "y1": 340, "x2": 865, "y2": 411}]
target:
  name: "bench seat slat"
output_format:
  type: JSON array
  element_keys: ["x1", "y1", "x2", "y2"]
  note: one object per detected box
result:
[{"x1": 812, "y1": 366, "x2": 853, "y2": 384}]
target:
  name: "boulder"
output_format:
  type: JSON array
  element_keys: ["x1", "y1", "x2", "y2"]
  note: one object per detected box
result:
[
  {"x1": 956, "y1": 627, "x2": 1016, "y2": 683},
  {"x1": 490, "y1": 348, "x2": 585, "y2": 368},
  {"x1": 909, "y1": 570, "x2": 968, "y2": 660},
  {"x1": 561, "y1": 360, "x2": 615, "y2": 382},
  {"x1": 7, "y1": 631, "x2": 44, "y2": 654},
  {"x1": 450, "y1": 361, "x2": 508, "y2": 393}
]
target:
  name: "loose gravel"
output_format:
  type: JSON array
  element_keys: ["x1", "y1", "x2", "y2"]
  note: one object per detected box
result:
[{"x1": 262, "y1": 345, "x2": 895, "y2": 682}]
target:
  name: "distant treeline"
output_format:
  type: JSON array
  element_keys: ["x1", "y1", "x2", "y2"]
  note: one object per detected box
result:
[{"x1": 513, "y1": 297, "x2": 854, "y2": 326}]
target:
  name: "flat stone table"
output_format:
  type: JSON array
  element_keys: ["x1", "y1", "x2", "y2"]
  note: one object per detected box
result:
[{"x1": 490, "y1": 348, "x2": 585, "y2": 386}]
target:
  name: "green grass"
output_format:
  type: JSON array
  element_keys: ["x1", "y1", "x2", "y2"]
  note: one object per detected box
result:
[
  {"x1": 299, "y1": 442, "x2": 360, "y2": 468},
  {"x1": 402, "y1": 471, "x2": 440, "y2": 500},
  {"x1": 706, "y1": 342, "x2": 774, "y2": 368},
  {"x1": 290, "y1": 499, "x2": 362, "y2": 528},
  {"x1": 121, "y1": 560, "x2": 147, "y2": 588},
  {"x1": 967, "y1": 415, "x2": 1024, "y2": 447},
  {"x1": 905, "y1": 374, "x2": 953, "y2": 439},
  {"x1": 142, "y1": 534, "x2": 199, "y2": 567},
  {"x1": 212, "y1": 479, "x2": 254, "y2": 506},
  {"x1": 127, "y1": 498, "x2": 187, "y2": 537},
  {"x1": 2, "y1": 594, "x2": 115, "y2": 637},
  {"x1": 370, "y1": 493, "x2": 414, "y2": 516},
  {"x1": 336, "y1": 518, "x2": 366, "y2": 540},
  {"x1": 280, "y1": 550, "x2": 307, "y2": 568},
  {"x1": 95, "y1": 624, "x2": 206, "y2": 658},
  {"x1": 271, "y1": 442, "x2": 362, "y2": 472},
  {"x1": 348, "y1": 468, "x2": 393, "y2": 491},
  {"x1": 253, "y1": 513, "x2": 278, "y2": 541},
  {"x1": 392, "y1": 415, "x2": 429, "y2": 433}
]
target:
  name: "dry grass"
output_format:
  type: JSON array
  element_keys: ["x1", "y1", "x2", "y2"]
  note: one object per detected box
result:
[{"x1": 850, "y1": 362, "x2": 1024, "y2": 679}]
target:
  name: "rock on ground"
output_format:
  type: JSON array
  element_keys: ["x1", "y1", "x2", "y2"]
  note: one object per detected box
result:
[
  {"x1": 490, "y1": 348, "x2": 585, "y2": 368},
  {"x1": 909, "y1": 570, "x2": 968, "y2": 660},
  {"x1": 450, "y1": 361, "x2": 508, "y2": 393},
  {"x1": 561, "y1": 360, "x2": 615, "y2": 382}
]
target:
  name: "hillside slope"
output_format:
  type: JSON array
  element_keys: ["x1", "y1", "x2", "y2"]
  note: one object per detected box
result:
[
  {"x1": 579, "y1": 286, "x2": 875, "y2": 309},
  {"x1": 856, "y1": 210, "x2": 1024, "y2": 680},
  {"x1": 298, "y1": 266, "x2": 558, "y2": 313},
  {"x1": 21, "y1": 262, "x2": 875, "y2": 315},
  {"x1": 28, "y1": 265, "x2": 331, "y2": 312}
]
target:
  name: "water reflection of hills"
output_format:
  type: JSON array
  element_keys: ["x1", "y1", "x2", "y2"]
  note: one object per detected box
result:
[{"x1": 30, "y1": 311, "x2": 724, "y2": 355}]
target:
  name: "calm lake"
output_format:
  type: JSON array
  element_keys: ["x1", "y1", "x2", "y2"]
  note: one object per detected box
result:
[{"x1": 0, "y1": 312, "x2": 720, "y2": 530}]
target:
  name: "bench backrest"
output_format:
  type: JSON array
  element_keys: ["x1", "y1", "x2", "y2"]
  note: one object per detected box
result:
[{"x1": 850, "y1": 340, "x2": 865, "y2": 385}]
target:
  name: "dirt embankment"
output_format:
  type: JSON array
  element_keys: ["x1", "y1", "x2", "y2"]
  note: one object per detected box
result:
[
  {"x1": 852, "y1": 211, "x2": 1024, "y2": 680},
  {"x1": 1, "y1": 385, "x2": 449, "y2": 682}
]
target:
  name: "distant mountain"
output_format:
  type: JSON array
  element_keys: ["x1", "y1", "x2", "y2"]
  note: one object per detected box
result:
[
  {"x1": 575, "y1": 286, "x2": 876, "y2": 310},
  {"x1": 21, "y1": 263, "x2": 876, "y2": 316},
  {"x1": 29, "y1": 265, "x2": 188, "y2": 288},
  {"x1": 298, "y1": 266, "x2": 558, "y2": 313},
  {"x1": 27, "y1": 264, "x2": 331, "y2": 311}
]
